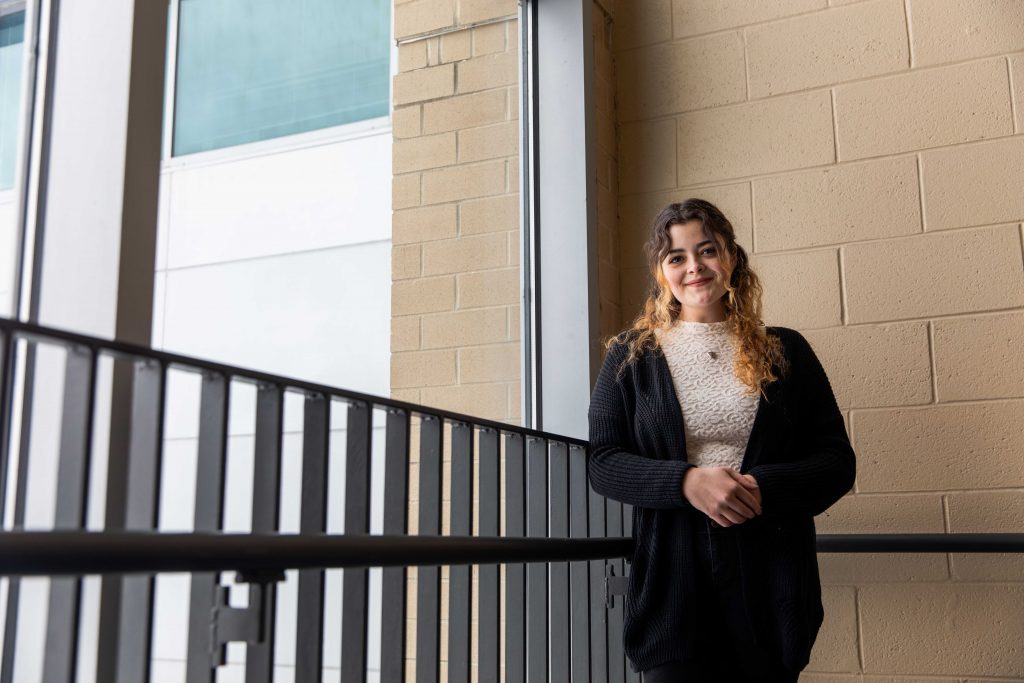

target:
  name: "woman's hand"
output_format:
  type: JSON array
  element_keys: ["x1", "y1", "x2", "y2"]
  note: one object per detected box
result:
[{"x1": 681, "y1": 467, "x2": 762, "y2": 526}]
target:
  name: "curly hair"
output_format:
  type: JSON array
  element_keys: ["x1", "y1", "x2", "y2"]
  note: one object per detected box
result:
[{"x1": 607, "y1": 198, "x2": 787, "y2": 396}]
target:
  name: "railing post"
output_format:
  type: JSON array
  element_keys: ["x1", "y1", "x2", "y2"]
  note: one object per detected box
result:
[
  {"x1": 380, "y1": 408, "x2": 410, "y2": 683},
  {"x1": 341, "y1": 401, "x2": 371, "y2": 682},
  {"x1": 504, "y1": 433, "x2": 526, "y2": 683},
  {"x1": 477, "y1": 427, "x2": 500, "y2": 683},
  {"x1": 526, "y1": 437, "x2": 548, "y2": 683},
  {"x1": 416, "y1": 415, "x2": 443, "y2": 683}
]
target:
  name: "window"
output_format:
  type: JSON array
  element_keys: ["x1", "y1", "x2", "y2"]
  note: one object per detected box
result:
[
  {"x1": 171, "y1": 0, "x2": 390, "y2": 156},
  {"x1": 0, "y1": 7, "x2": 25, "y2": 190}
]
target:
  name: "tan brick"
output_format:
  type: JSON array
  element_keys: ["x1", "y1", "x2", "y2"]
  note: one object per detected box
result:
[
  {"x1": 392, "y1": 349, "x2": 457, "y2": 388},
  {"x1": 457, "y1": 121, "x2": 517, "y2": 163},
  {"x1": 615, "y1": 0, "x2": 671, "y2": 49},
  {"x1": 817, "y1": 493, "x2": 945, "y2": 534},
  {"x1": 910, "y1": 0, "x2": 1024, "y2": 67},
  {"x1": 393, "y1": 133, "x2": 457, "y2": 174},
  {"x1": 460, "y1": 194, "x2": 518, "y2": 235},
  {"x1": 393, "y1": 106, "x2": 422, "y2": 139},
  {"x1": 391, "y1": 388, "x2": 421, "y2": 404},
  {"x1": 834, "y1": 58, "x2": 1013, "y2": 160},
  {"x1": 457, "y1": 50, "x2": 517, "y2": 93},
  {"x1": 802, "y1": 322, "x2": 932, "y2": 409},
  {"x1": 392, "y1": 316, "x2": 421, "y2": 352},
  {"x1": 399, "y1": 42, "x2": 429, "y2": 72},
  {"x1": 394, "y1": 204, "x2": 457, "y2": 245},
  {"x1": 935, "y1": 311, "x2": 1024, "y2": 401},
  {"x1": 440, "y1": 30, "x2": 471, "y2": 63},
  {"x1": 421, "y1": 161, "x2": 506, "y2": 205},
  {"x1": 396, "y1": 0, "x2": 455, "y2": 40},
  {"x1": 672, "y1": 0, "x2": 826, "y2": 37},
  {"x1": 619, "y1": 119, "x2": 676, "y2": 194},
  {"x1": 394, "y1": 64, "x2": 455, "y2": 106},
  {"x1": 678, "y1": 91, "x2": 834, "y2": 185},
  {"x1": 393, "y1": 244, "x2": 422, "y2": 280},
  {"x1": 752, "y1": 248, "x2": 841, "y2": 329},
  {"x1": 458, "y1": 343, "x2": 519, "y2": 382},
  {"x1": 457, "y1": 0, "x2": 516, "y2": 24},
  {"x1": 472, "y1": 22, "x2": 506, "y2": 56},
  {"x1": 754, "y1": 157, "x2": 920, "y2": 252},
  {"x1": 617, "y1": 32, "x2": 745, "y2": 122},
  {"x1": 945, "y1": 491, "x2": 1024, "y2": 578},
  {"x1": 851, "y1": 401, "x2": 1024, "y2": 492},
  {"x1": 422, "y1": 89, "x2": 507, "y2": 135},
  {"x1": 951, "y1": 553, "x2": 1024, "y2": 582},
  {"x1": 843, "y1": 225, "x2": 1024, "y2": 323},
  {"x1": 508, "y1": 304, "x2": 519, "y2": 341},
  {"x1": 421, "y1": 307, "x2": 508, "y2": 349},
  {"x1": 818, "y1": 553, "x2": 949, "y2": 584},
  {"x1": 422, "y1": 232, "x2": 507, "y2": 275},
  {"x1": 507, "y1": 229, "x2": 518, "y2": 266},
  {"x1": 507, "y1": 157, "x2": 518, "y2": 192},
  {"x1": 921, "y1": 136, "x2": 1024, "y2": 230},
  {"x1": 393, "y1": 276, "x2": 456, "y2": 315},
  {"x1": 394, "y1": 173, "x2": 421, "y2": 210},
  {"x1": 420, "y1": 382, "x2": 508, "y2": 421},
  {"x1": 859, "y1": 584, "x2": 1024, "y2": 676},
  {"x1": 457, "y1": 267, "x2": 518, "y2": 308},
  {"x1": 747, "y1": 0, "x2": 908, "y2": 98},
  {"x1": 806, "y1": 586, "x2": 860, "y2": 674}
]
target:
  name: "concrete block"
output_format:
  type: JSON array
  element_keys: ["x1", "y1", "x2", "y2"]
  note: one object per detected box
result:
[
  {"x1": 393, "y1": 275, "x2": 456, "y2": 315},
  {"x1": 753, "y1": 156, "x2": 920, "y2": 252},
  {"x1": 458, "y1": 121, "x2": 517, "y2": 163},
  {"x1": 392, "y1": 349, "x2": 457, "y2": 388},
  {"x1": 617, "y1": 32, "x2": 745, "y2": 122},
  {"x1": 422, "y1": 232, "x2": 507, "y2": 276},
  {"x1": 420, "y1": 381, "x2": 508, "y2": 420},
  {"x1": 619, "y1": 119, "x2": 676, "y2": 194},
  {"x1": 457, "y1": 50, "x2": 516, "y2": 93},
  {"x1": 843, "y1": 225, "x2": 1024, "y2": 323},
  {"x1": 421, "y1": 161, "x2": 506, "y2": 204},
  {"x1": 440, "y1": 30, "x2": 471, "y2": 64},
  {"x1": 678, "y1": 91, "x2": 835, "y2": 185},
  {"x1": 752, "y1": 248, "x2": 842, "y2": 329},
  {"x1": 399, "y1": 42, "x2": 429, "y2": 72},
  {"x1": 802, "y1": 322, "x2": 932, "y2": 409},
  {"x1": 394, "y1": 64, "x2": 455, "y2": 106},
  {"x1": 396, "y1": 0, "x2": 456, "y2": 40},
  {"x1": 859, "y1": 583, "x2": 1024, "y2": 677},
  {"x1": 457, "y1": 267, "x2": 518, "y2": 308},
  {"x1": 457, "y1": 0, "x2": 516, "y2": 25},
  {"x1": 921, "y1": 136, "x2": 1024, "y2": 230},
  {"x1": 807, "y1": 586, "x2": 860, "y2": 673},
  {"x1": 394, "y1": 173, "x2": 421, "y2": 210},
  {"x1": 460, "y1": 194, "x2": 518, "y2": 235},
  {"x1": 394, "y1": 204, "x2": 457, "y2": 245},
  {"x1": 472, "y1": 23, "x2": 506, "y2": 56},
  {"x1": 933, "y1": 311, "x2": 1024, "y2": 401},
  {"x1": 816, "y1": 492, "x2": 945, "y2": 534},
  {"x1": 747, "y1": 0, "x2": 908, "y2": 98},
  {"x1": 392, "y1": 316, "x2": 421, "y2": 352},
  {"x1": 910, "y1": 0, "x2": 1024, "y2": 67},
  {"x1": 818, "y1": 553, "x2": 950, "y2": 583},
  {"x1": 393, "y1": 133, "x2": 457, "y2": 174},
  {"x1": 672, "y1": 0, "x2": 826, "y2": 38},
  {"x1": 834, "y1": 58, "x2": 1013, "y2": 160},
  {"x1": 851, "y1": 400, "x2": 1024, "y2": 492},
  {"x1": 421, "y1": 307, "x2": 508, "y2": 348},
  {"x1": 614, "y1": 0, "x2": 671, "y2": 50},
  {"x1": 423, "y1": 89, "x2": 507, "y2": 135},
  {"x1": 458, "y1": 343, "x2": 520, "y2": 382},
  {"x1": 393, "y1": 244, "x2": 422, "y2": 280},
  {"x1": 393, "y1": 105, "x2": 422, "y2": 139}
]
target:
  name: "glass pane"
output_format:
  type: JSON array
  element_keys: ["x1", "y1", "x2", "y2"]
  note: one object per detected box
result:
[
  {"x1": 0, "y1": 7, "x2": 26, "y2": 317},
  {"x1": 172, "y1": 0, "x2": 390, "y2": 156}
]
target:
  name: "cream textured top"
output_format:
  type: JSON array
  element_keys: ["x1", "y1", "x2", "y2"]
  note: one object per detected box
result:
[{"x1": 655, "y1": 320, "x2": 758, "y2": 472}]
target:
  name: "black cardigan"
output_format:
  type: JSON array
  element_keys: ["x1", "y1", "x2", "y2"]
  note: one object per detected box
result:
[{"x1": 587, "y1": 326, "x2": 855, "y2": 673}]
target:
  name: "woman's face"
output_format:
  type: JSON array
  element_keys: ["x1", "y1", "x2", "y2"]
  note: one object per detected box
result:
[{"x1": 661, "y1": 220, "x2": 729, "y2": 322}]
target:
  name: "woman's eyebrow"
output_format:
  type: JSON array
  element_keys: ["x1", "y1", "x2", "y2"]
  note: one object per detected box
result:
[{"x1": 666, "y1": 240, "x2": 714, "y2": 254}]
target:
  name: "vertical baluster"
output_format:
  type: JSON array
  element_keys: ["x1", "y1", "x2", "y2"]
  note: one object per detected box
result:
[
  {"x1": 0, "y1": 330, "x2": 15, "y2": 517},
  {"x1": 114, "y1": 359, "x2": 166, "y2": 683},
  {"x1": 42, "y1": 345, "x2": 97, "y2": 683},
  {"x1": 246, "y1": 383, "x2": 283, "y2": 683},
  {"x1": 568, "y1": 444, "x2": 590, "y2": 682},
  {"x1": 606, "y1": 501, "x2": 625, "y2": 683},
  {"x1": 503, "y1": 434, "x2": 525, "y2": 683},
  {"x1": 380, "y1": 408, "x2": 410, "y2": 683},
  {"x1": 185, "y1": 372, "x2": 229, "y2": 683},
  {"x1": 448, "y1": 423, "x2": 473, "y2": 683},
  {"x1": 526, "y1": 437, "x2": 547, "y2": 683},
  {"x1": 621, "y1": 504, "x2": 638, "y2": 682},
  {"x1": 341, "y1": 401, "x2": 371, "y2": 682},
  {"x1": 416, "y1": 415, "x2": 443, "y2": 683},
  {"x1": 296, "y1": 393, "x2": 330, "y2": 683},
  {"x1": 587, "y1": 467, "x2": 607, "y2": 683},
  {"x1": 477, "y1": 428, "x2": 499, "y2": 683},
  {"x1": 548, "y1": 442, "x2": 569, "y2": 682}
]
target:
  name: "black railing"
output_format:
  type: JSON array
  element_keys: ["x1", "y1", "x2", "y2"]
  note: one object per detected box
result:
[{"x1": 0, "y1": 317, "x2": 636, "y2": 683}]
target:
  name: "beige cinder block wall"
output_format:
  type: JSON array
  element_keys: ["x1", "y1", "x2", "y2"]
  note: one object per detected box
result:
[{"x1": 613, "y1": 0, "x2": 1024, "y2": 680}]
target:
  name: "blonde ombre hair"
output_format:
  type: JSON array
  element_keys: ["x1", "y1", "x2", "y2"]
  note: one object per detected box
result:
[{"x1": 608, "y1": 198, "x2": 787, "y2": 396}]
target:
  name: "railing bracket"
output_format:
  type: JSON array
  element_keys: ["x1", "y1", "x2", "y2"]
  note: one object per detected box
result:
[
  {"x1": 605, "y1": 563, "x2": 628, "y2": 609},
  {"x1": 209, "y1": 570, "x2": 285, "y2": 668}
]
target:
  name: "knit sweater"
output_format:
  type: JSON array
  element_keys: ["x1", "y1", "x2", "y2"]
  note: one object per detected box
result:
[
  {"x1": 656, "y1": 320, "x2": 758, "y2": 471},
  {"x1": 588, "y1": 325, "x2": 855, "y2": 673}
]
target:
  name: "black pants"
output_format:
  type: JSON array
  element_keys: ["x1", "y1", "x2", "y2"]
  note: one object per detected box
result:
[{"x1": 642, "y1": 517, "x2": 800, "y2": 683}]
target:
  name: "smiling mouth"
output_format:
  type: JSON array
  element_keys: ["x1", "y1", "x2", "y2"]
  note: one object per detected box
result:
[{"x1": 686, "y1": 278, "x2": 712, "y2": 286}]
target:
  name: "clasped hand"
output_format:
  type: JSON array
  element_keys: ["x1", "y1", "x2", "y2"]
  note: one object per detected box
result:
[{"x1": 681, "y1": 466, "x2": 762, "y2": 527}]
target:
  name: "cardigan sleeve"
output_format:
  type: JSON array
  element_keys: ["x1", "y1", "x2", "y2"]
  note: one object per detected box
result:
[
  {"x1": 747, "y1": 329, "x2": 856, "y2": 517},
  {"x1": 587, "y1": 341, "x2": 696, "y2": 510}
]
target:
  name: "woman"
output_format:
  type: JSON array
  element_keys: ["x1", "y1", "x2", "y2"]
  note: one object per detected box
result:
[{"x1": 588, "y1": 199, "x2": 855, "y2": 681}]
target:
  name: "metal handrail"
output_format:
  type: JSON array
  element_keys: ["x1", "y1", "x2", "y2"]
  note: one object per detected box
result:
[{"x1": 0, "y1": 530, "x2": 1020, "y2": 576}]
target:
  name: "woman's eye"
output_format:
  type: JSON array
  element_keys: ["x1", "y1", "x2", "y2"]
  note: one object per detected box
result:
[
  {"x1": 701, "y1": 247, "x2": 716, "y2": 256},
  {"x1": 668, "y1": 256, "x2": 681, "y2": 264}
]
